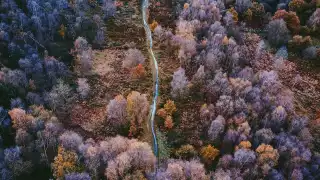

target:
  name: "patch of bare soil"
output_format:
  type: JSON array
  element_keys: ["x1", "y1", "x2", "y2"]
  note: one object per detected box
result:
[
  {"x1": 92, "y1": 50, "x2": 115, "y2": 76},
  {"x1": 70, "y1": 103, "x2": 107, "y2": 138}
]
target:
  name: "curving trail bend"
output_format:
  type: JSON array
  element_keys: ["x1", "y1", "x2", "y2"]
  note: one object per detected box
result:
[{"x1": 142, "y1": 0, "x2": 159, "y2": 160}]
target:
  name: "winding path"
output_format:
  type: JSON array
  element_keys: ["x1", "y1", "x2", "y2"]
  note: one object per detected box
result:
[{"x1": 142, "y1": 0, "x2": 159, "y2": 159}]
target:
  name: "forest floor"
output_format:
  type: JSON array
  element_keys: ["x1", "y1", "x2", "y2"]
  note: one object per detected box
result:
[{"x1": 69, "y1": 0, "x2": 154, "y2": 141}]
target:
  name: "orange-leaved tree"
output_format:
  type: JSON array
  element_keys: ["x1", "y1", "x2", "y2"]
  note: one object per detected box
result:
[
  {"x1": 52, "y1": 146, "x2": 79, "y2": 179},
  {"x1": 273, "y1": 10, "x2": 300, "y2": 34},
  {"x1": 200, "y1": 145, "x2": 220, "y2": 164}
]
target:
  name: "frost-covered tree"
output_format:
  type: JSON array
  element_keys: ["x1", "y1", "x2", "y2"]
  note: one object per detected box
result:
[
  {"x1": 2, "y1": 69, "x2": 28, "y2": 88},
  {"x1": 208, "y1": 115, "x2": 226, "y2": 141},
  {"x1": 208, "y1": 22, "x2": 226, "y2": 39},
  {"x1": 275, "y1": 46, "x2": 288, "y2": 59},
  {"x1": 104, "y1": 139, "x2": 156, "y2": 179},
  {"x1": 0, "y1": 107, "x2": 10, "y2": 128},
  {"x1": 215, "y1": 95, "x2": 234, "y2": 118},
  {"x1": 122, "y1": 48, "x2": 145, "y2": 69},
  {"x1": 237, "y1": 67, "x2": 254, "y2": 81},
  {"x1": 205, "y1": 48, "x2": 224, "y2": 73},
  {"x1": 289, "y1": 116, "x2": 308, "y2": 135},
  {"x1": 178, "y1": 38, "x2": 197, "y2": 68},
  {"x1": 78, "y1": 139, "x2": 100, "y2": 177},
  {"x1": 155, "y1": 159, "x2": 208, "y2": 180},
  {"x1": 59, "y1": 131, "x2": 83, "y2": 151},
  {"x1": 99, "y1": 136, "x2": 130, "y2": 163},
  {"x1": 254, "y1": 128, "x2": 275, "y2": 146},
  {"x1": 94, "y1": 28, "x2": 105, "y2": 47},
  {"x1": 74, "y1": 37, "x2": 90, "y2": 53},
  {"x1": 191, "y1": 65, "x2": 205, "y2": 87},
  {"x1": 234, "y1": 148, "x2": 256, "y2": 168},
  {"x1": 106, "y1": 95, "x2": 128, "y2": 128},
  {"x1": 73, "y1": 37, "x2": 93, "y2": 75},
  {"x1": 291, "y1": 168, "x2": 303, "y2": 180},
  {"x1": 267, "y1": 19, "x2": 290, "y2": 47},
  {"x1": 171, "y1": 67, "x2": 189, "y2": 99},
  {"x1": 234, "y1": 98, "x2": 248, "y2": 114},
  {"x1": 217, "y1": 154, "x2": 234, "y2": 169},
  {"x1": 46, "y1": 79, "x2": 73, "y2": 111},
  {"x1": 15, "y1": 129, "x2": 32, "y2": 146},
  {"x1": 235, "y1": 0, "x2": 252, "y2": 13},
  {"x1": 229, "y1": 78, "x2": 252, "y2": 98},
  {"x1": 10, "y1": 98, "x2": 24, "y2": 109},
  {"x1": 36, "y1": 121, "x2": 63, "y2": 162},
  {"x1": 256, "y1": 70, "x2": 282, "y2": 97},
  {"x1": 4, "y1": 147, "x2": 33, "y2": 177},
  {"x1": 308, "y1": 8, "x2": 320, "y2": 29},
  {"x1": 77, "y1": 78, "x2": 90, "y2": 99},
  {"x1": 223, "y1": 12, "x2": 236, "y2": 27},
  {"x1": 78, "y1": 48, "x2": 93, "y2": 75},
  {"x1": 266, "y1": 169, "x2": 285, "y2": 180},
  {"x1": 275, "y1": 132, "x2": 312, "y2": 167},
  {"x1": 65, "y1": 172, "x2": 91, "y2": 180},
  {"x1": 44, "y1": 56, "x2": 69, "y2": 87},
  {"x1": 200, "y1": 103, "x2": 215, "y2": 126},
  {"x1": 93, "y1": 14, "x2": 103, "y2": 28},
  {"x1": 297, "y1": 128, "x2": 313, "y2": 149},
  {"x1": 180, "y1": 0, "x2": 223, "y2": 23},
  {"x1": 212, "y1": 168, "x2": 243, "y2": 180},
  {"x1": 206, "y1": 70, "x2": 232, "y2": 101},
  {"x1": 302, "y1": 46, "x2": 318, "y2": 60},
  {"x1": 102, "y1": 0, "x2": 116, "y2": 19},
  {"x1": 262, "y1": 106, "x2": 287, "y2": 132}
]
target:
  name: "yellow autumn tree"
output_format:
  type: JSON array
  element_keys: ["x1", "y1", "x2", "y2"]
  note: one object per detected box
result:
[
  {"x1": 149, "y1": 20, "x2": 158, "y2": 32},
  {"x1": 175, "y1": 144, "x2": 197, "y2": 159},
  {"x1": 164, "y1": 100, "x2": 177, "y2": 115},
  {"x1": 200, "y1": 145, "x2": 220, "y2": 164},
  {"x1": 228, "y1": 7, "x2": 238, "y2": 23},
  {"x1": 288, "y1": 0, "x2": 306, "y2": 12},
  {"x1": 244, "y1": 9, "x2": 253, "y2": 21},
  {"x1": 52, "y1": 146, "x2": 78, "y2": 179},
  {"x1": 127, "y1": 91, "x2": 149, "y2": 136},
  {"x1": 58, "y1": 24, "x2": 66, "y2": 39},
  {"x1": 222, "y1": 36, "x2": 229, "y2": 45},
  {"x1": 184, "y1": 3, "x2": 190, "y2": 9}
]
